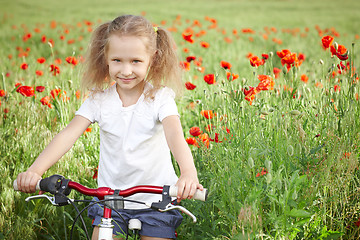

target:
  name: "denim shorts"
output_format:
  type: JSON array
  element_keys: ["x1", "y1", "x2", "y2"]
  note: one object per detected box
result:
[{"x1": 88, "y1": 198, "x2": 183, "y2": 238}]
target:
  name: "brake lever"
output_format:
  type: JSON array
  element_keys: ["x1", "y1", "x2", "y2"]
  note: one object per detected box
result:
[
  {"x1": 159, "y1": 204, "x2": 197, "y2": 223},
  {"x1": 25, "y1": 194, "x2": 74, "y2": 206},
  {"x1": 25, "y1": 194, "x2": 57, "y2": 205}
]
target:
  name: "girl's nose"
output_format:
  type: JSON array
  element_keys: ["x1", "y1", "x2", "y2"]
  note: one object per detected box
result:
[{"x1": 121, "y1": 64, "x2": 132, "y2": 76}]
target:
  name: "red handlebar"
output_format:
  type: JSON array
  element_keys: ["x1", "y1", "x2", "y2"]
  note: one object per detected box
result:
[
  {"x1": 68, "y1": 181, "x2": 163, "y2": 200},
  {"x1": 14, "y1": 174, "x2": 208, "y2": 201}
]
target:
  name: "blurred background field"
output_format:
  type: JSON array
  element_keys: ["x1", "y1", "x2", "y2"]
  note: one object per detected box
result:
[{"x1": 1, "y1": 0, "x2": 360, "y2": 239}]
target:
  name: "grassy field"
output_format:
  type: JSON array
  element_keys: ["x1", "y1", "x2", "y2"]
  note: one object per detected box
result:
[{"x1": 1, "y1": 0, "x2": 360, "y2": 239}]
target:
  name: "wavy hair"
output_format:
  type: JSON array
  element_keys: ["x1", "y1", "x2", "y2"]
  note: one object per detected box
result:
[{"x1": 81, "y1": 15, "x2": 182, "y2": 98}]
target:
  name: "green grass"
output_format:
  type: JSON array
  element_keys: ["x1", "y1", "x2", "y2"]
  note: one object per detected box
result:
[{"x1": 1, "y1": 0, "x2": 360, "y2": 239}]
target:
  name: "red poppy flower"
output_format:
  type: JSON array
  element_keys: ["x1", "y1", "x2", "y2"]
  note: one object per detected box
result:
[
  {"x1": 261, "y1": 54, "x2": 269, "y2": 60},
  {"x1": 182, "y1": 33, "x2": 194, "y2": 43},
  {"x1": 48, "y1": 38, "x2": 54, "y2": 47},
  {"x1": 301, "y1": 74, "x2": 308, "y2": 83},
  {"x1": 36, "y1": 86, "x2": 45, "y2": 92},
  {"x1": 75, "y1": 90, "x2": 81, "y2": 100},
  {"x1": 242, "y1": 28, "x2": 255, "y2": 34},
  {"x1": 54, "y1": 58, "x2": 62, "y2": 64},
  {"x1": 92, "y1": 166, "x2": 98, "y2": 179},
  {"x1": 0, "y1": 89, "x2": 6, "y2": 97},
  {"x1": 334, "y1": 85, "x2": 341, "y2": 92},
  {"x1": 273, "y1": 67, "x2": 281, "y2": 79},
  {"x1": 220, "y1": 61, "x2": 232, "y2": 70},
  {"x1": 281, "y1": 52, "x2": 297, "y2": 65},
  {"x1": 189, "y1": 126, "x2": 202, "y2": 137},
  {"x1": 298, "y1": 53, "x2": 305, "y2": 62},
  {"x1": 37, "y1": 57, "x2": 46, "y2": 64},
  {"x1": 330, "y1": 44, "x2": 348, "y2": 60},
  {"x1": 20, "y1": 63, "x2": 28, "y2": 70},
  {"x1": 186, "y1": 137, "x2": 199, "y2": 147},
  {"x1": 226, "y1": 72, "x2": 239, "y2": 81},
  {"x1": 256, "y1": 168, "x2": 268, "y2": 177},
  {"x1": 200, "y1": 110, "x2": 214, "y2": 119},
  {"x1": 210, "y1": 133, "x2": 222, "y2": 143},
  {"x1": 67, "y1": 39, "x2": 75, "y2": 44},
  {"x1": 204, "y1": 74, "x2": 216, "y2": 84},
  {"x1": 40, "y1": 96, "x2": 53, "y2": 108},
  {"x1": 65, "y1": 56, "x2": 78, "y2": 65},
  {"x1": 276, "y1": 49, "x2": 291, "y2": 59},
  {"x1": 337, "y1": 62, "x2": 346, "y2": 70},
  {"x1": 50, "y1": 89, "x2": 62, "y2": 98},
  {"x1": 243, "y1": 86, "x2": 258, "y2": 105},
  {"x1": 199, "y1": 133, "x2": 210, "y2": 148},
  {"x1": 321, "y1": 35, "x2": 334, "y2": 49},
  {"x1": 185, "y1": 82, "x2": 197, "y2": 90},
  {"x1": 200, "y1": 41, "x2": 210, "y2": 48},
  {"x1": 50, "y1": 64, "x2": 60, "y2": 76},
  {"x1": 41, "y1": 35, "x2": 47, "y2": 43},
  {"x1": 180, "y1": 61, "x2": 190, "y2": 71},
  {"x1": 249, "y1": 55, "x2": 264, "y2": 67},
  {"x1": 243, "y1": 86, "x2": 255, "y2": 96},
  {"x1": 256, "y1": 75, "x2": 274, "y2": 91},
  {"x1": 186, "y1": 56, "x2": 196, "y2": 62},
  {"x1": 16, "y1": 86, "x2": 35, "y2": 97},
  {"x1": 36, "y1": 70, "x2": 43, "y2": 76}
]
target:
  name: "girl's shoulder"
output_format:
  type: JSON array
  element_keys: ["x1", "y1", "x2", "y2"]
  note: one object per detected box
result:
[
  {"x1": 87, "y1": 84, "x2": 117, "y2": 102},
  {"x1": 153, "y1": 85, "x2": 176, "y2": 100}
]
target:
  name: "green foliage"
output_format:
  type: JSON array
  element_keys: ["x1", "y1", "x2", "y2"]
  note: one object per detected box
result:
[{"x1": 1, "y1": 0, "x2": 360, "y2": 239}]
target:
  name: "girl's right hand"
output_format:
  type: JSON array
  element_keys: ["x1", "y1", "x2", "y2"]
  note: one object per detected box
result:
[{"x1": 16, "y1": 171, "x2": 42, "y2": 193}]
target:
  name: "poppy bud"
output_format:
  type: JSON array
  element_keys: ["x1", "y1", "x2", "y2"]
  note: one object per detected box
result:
[
  {"x1": 269, "y1": 51, "x2": 273, "y2": 57},
  {"x1": 282, "y1": 67, "x2": 288, "y2": 75},
  {"x1": 290, "y1": 110, "x2": 301, "y2": 116},
  {"x1": 266, "y1": 172, "x2": 272, "y2": 184},
  {"x1": 248, "y1": 157, "x2": 254, "y2": 168},
  {"x1": 333, "y1": 42, "x2": 338, "y2": 51},
  {"x1": 265, "y1": 159, "x2": 272, "y2": 171},
  {"x1": 268, "y1": 107, "x2": 275, "y2": 113},
  {"x1": 292, "y1": 190, "x2": 298, "y2": 200},
  {"x1": 319, "y1": 59, "x2": 324, "y2": 65},
  {"x1": 287, "y1": 145, "x2": 294, "y2": 156},
  {"x1": 261, "y1": 108, "x2": 269, "y2": 115}
]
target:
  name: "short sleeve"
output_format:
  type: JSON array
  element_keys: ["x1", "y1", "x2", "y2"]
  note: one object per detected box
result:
[
  {"x1": 157, "y1": 87, "x2": 180, "y2": 122},
  {"x1": 75, "y1": 96, "x2": 100, "y2": 123}
]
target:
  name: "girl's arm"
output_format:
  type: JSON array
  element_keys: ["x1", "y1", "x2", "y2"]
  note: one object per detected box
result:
[
  {"x1": 162, "y1": 115, "x2": 203, "y2": 201},
  {"x1": 16, "y1": 115, "x2": 92, "y2": 193}
]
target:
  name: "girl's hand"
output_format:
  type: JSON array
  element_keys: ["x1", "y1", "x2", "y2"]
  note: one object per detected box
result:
[
  {"x1": 175, "y1": 171, "x2": 203, "y2": 202},
  {"x1": 16, "y1": 171, "x2": 42, "y2": 193}
]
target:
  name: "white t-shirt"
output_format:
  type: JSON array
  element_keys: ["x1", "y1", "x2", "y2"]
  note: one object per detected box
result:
[{"x1": 75, "y1": 83, "x2": 179, "y2": 208}]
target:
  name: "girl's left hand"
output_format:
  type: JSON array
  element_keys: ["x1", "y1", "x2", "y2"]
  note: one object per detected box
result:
[{"x1": 175, "y1": 172, "x2": 203, "y2": 202}]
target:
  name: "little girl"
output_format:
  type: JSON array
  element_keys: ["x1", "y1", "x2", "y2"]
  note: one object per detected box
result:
[{"x1": 16, "y1": 15, "x2": 203, "y2": 239}]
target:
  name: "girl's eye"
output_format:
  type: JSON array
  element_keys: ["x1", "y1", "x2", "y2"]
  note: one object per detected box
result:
[
  {"x1": 112, "y1": 59, "x2": 120, "y2": 62},
  {"x1": 133, "y1": 60, "x2": 141, "y2": 63}
]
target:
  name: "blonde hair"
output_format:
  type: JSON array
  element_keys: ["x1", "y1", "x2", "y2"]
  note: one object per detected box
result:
[{"x1": 81, "y1": 15, "x2": 182, "y2": 98}]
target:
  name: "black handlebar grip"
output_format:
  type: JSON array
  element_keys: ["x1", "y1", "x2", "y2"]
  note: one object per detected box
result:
[{"x1": 39, "y1": 174, "x2": 65, "y2": 194}]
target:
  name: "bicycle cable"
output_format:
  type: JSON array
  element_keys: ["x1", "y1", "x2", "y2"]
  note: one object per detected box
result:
[
  {"x1": 57, "y1": 192, "x2": 91, "y2": 240},
  {"x1": 70, "y1": 197, "x2": 146, "y2": 240}
]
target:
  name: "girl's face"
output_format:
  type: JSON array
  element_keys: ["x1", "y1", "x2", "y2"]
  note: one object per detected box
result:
[{"x1": 107, "y1": 35, "x2": 152, "y2": 97}]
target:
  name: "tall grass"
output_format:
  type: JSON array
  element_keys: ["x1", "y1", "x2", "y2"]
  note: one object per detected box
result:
[{"x1": 1, "y1": 0, "x2": 360, "y2": 239}]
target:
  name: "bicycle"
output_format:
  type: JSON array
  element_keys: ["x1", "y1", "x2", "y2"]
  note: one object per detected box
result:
[{"x1": 13, "y1": 174, "x2": 208, "y2": 240}]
